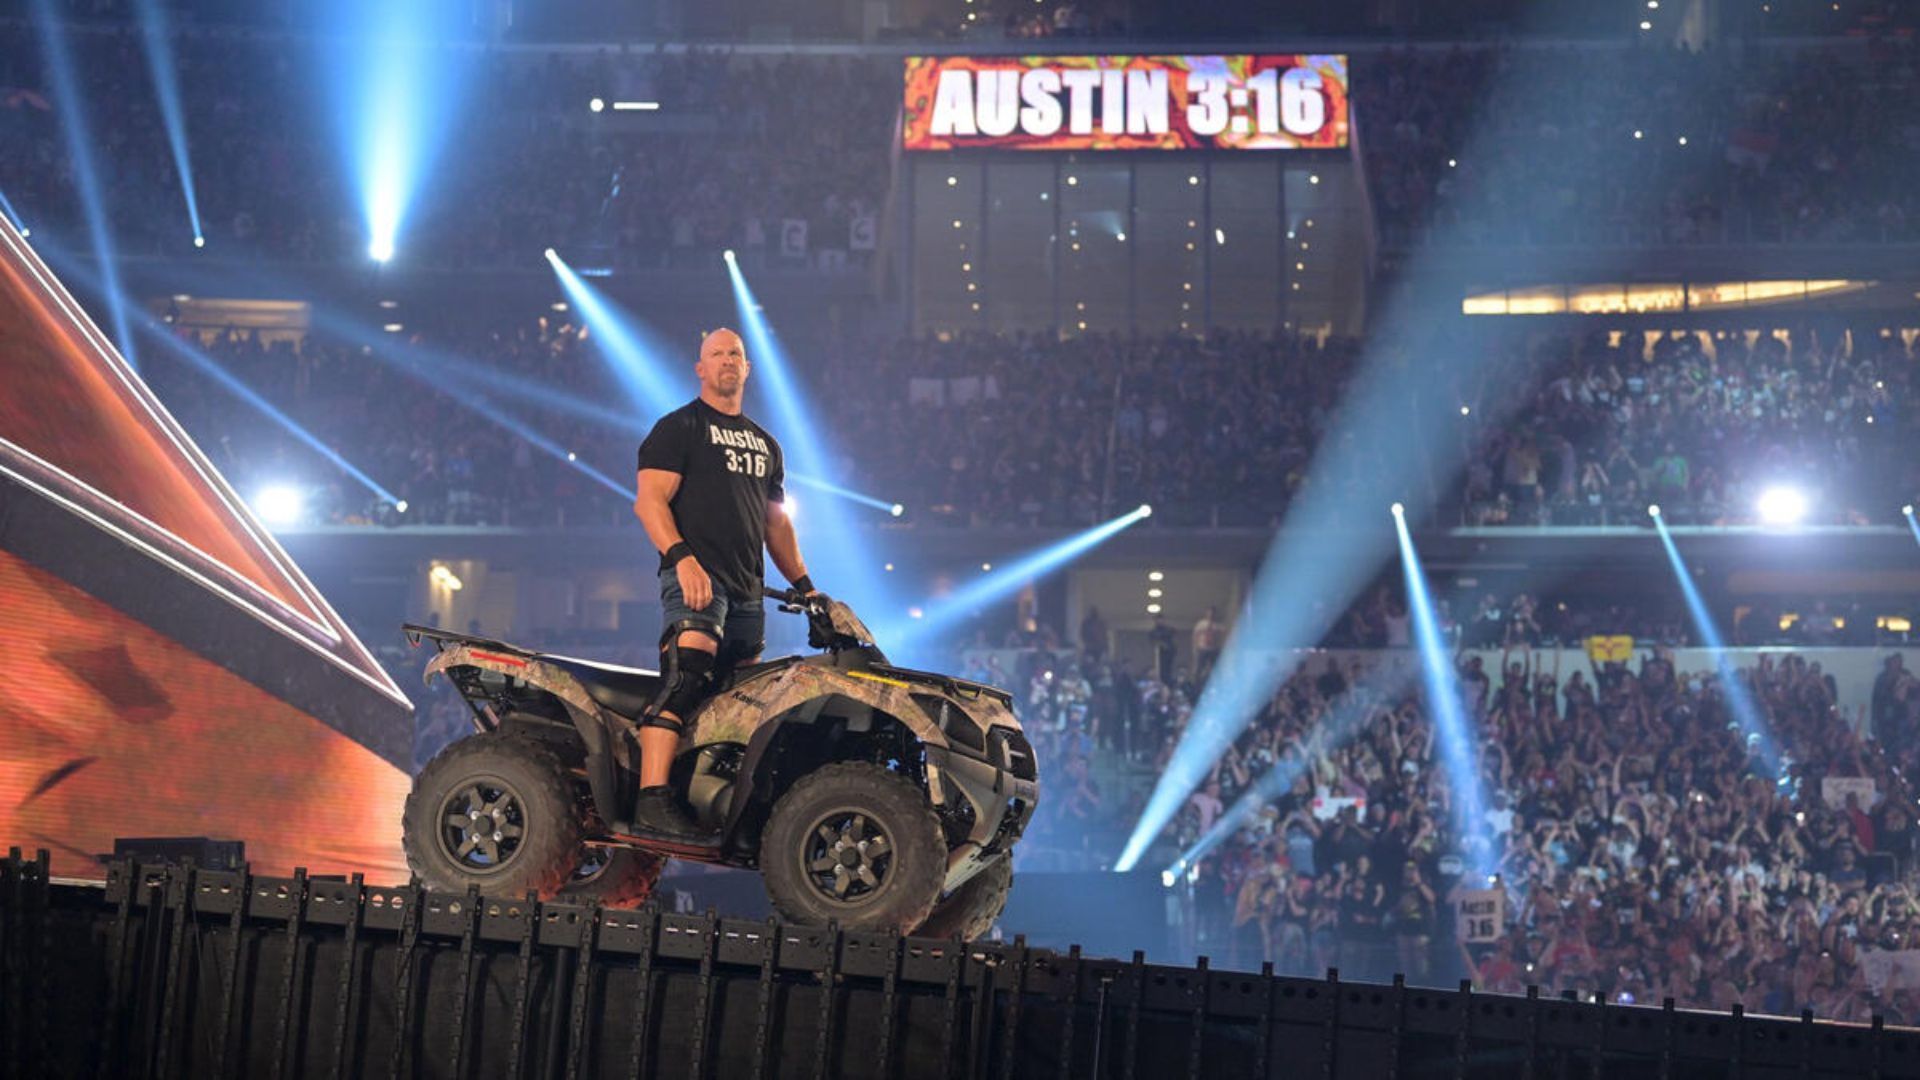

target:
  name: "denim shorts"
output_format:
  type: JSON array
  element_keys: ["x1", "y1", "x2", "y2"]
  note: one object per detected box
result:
[{"x1": 658, "y1": 568, "x2": 765, "y2": 665}]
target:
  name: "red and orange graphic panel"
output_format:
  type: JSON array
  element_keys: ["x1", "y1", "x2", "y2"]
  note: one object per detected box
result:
[
  {"x1": 903, "y1": 54, "x2": 1349, "y2": 152},
  {"x1": 0, "y1": 550, "x2": 411, "y2": 879}
]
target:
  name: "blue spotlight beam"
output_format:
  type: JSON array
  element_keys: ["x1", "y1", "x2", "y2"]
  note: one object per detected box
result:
[
  {"x1": 324, "y1": 0, "x2": 475, "y2": 261},
  {"x1": 1115, "y1": 500, "x2": 1401, "y2": 871},
  {"x1": 899, "y1": 504, "x2": 1153, "y2": 647},
  {"x1": 1164, "y1": 661, "x2": 1420, "y2": 881},
  {"x1": 323, "y1": 311, "x2": 895, "y2": 517},
  {"x1": 31, "y1": 0, "x2": 137, "y2": 366},
  {"x1": 144, "y1": 326, "x2": 401, "y2": 505},
  {"x1": 133, "y1": 0, "x2": 203, "y2": 244},
  {"x1": 349, "y1": 333, "x2": 635, "y2": 501},
  {"x1": 0, "y1": 187, "x2": 26, "y2": 233},
  {"x1": 546, "y1": 250, "x2": 685, "y2": 418},
  {"x1": 314, "y1": 311, "x2": 646, "y2": 431},
  {"x1": 1904, "y1": 507, "x2": 1920, "y2": 547},
  {"x1": 1652, "y1": 513, "x2": 1782, "y2": 776},
  {"x1": 785, "y1": 472, "x2": 900, "y2": 515},
  {"x1": 35, "y1": 242, "x2": 402, "y2": 506},
  {"x1": 725, "y1": 257, "x2": 900, "y2": 621},
  {"x1": 1395, "y1": 507, "x2": 1494, "y2": 875}
]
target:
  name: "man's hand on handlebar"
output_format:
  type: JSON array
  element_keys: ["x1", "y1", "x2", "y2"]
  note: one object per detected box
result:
[{"x1": 764, "y1": 585, "x2": 825, "y2": 612}]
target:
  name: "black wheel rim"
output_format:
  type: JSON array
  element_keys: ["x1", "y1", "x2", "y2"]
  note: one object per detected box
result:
[
  {"x1": 435, "y1": 775, "x2": 529, "y2": 875},
  {"x1": 799, "y1": 809, "x2": 895, "y2": 908}
]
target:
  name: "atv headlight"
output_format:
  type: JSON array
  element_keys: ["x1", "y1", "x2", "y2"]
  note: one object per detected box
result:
[{"x1": 911, "y1": 693, "x2": 985, "y2": 754}]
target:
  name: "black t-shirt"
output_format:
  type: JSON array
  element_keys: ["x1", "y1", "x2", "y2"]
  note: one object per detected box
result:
[{"x1": 637, "y1": 399, "x2": 786, "y2": 601}]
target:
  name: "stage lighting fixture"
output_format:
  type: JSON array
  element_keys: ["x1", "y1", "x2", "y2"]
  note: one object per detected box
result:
[
  {"x1": 900, "y1": 504, "x2": 1153, "y2": 647},
  {"x1": 429, "y1": 564, "x2": 463, "y2": 591},
  {"x1": 1147, "y1": 603, "x2": 1161, "y2": 615},
  {"x1": 369, "y1": 238, "x2": 394, "y2": 263},
  {"x1": 1160, "y1": 869, "x2": 1177, "y2": 888},
  {"x1": 253, "y1": 486, "x2": 306, "y2": 526},
  {"x1": 1390, "y1": 501, "x2": 1405, "y2": 517},
  {"x1": 32, "y1": 0, "x2": 138, "y2": 365},
  {"x1": 1905, "y1": 505, "x2": 1914, "y2": 517},
  {"x1": 1395, "y1": 504, "x2": 1492, "y2": 874},
  {"x1": 382, "y1": 323, "x2": 404, "y2": 333},
  {"x1": 884, "y1": 563, "x2": 894, "y2": 572},
  {"x1": 1647, "y1": 504, "x2": 1661, "y2": 519},
  {"x1": 1757, "y1": 486, "x2": 1808, "y2": 525},
  {"x1": 1652, "y1": 513, "x2": 1781, "y2": 775},
  {"x1": 193, "y1": 236, "x2": 205, "y2": 248},
  {"x1": 723, "y1": 248, "x2": 737, "y2": 263},
  {"x1": 1140, "y1": 504, "x2": 1153, "y2": 517},
  {"x1": 1149, "y1": 570, "x2": 1164, "y2": 582},
  {"x1": 726, "y1": 252, "x2": 901, "y2": 630},
  {"x1": 589, "y1": 97, "x2": 605, "y2": 112},
  {"x1": 394, "y1": 500, "x2": 409, "y2": 514},
  {"x1": 981, "y1": 563, "x2": 992, "y2": 572},
  {"x1": 890, "y1": 503, "x2": 905, "y2": 517}
]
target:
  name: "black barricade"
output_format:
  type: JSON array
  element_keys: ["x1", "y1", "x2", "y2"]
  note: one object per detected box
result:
[{"x1": 2, "y1": 849, "x2": 1917, "y2": 1079}]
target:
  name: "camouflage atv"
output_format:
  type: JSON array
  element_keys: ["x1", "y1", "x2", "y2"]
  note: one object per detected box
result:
[{"x1": 400, "y1": 589, "x2": 1036, "y2": 938}]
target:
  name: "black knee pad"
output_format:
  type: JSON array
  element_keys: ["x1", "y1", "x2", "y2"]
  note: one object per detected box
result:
[{"x1": 650, "y1": 644, "x2": 715, "y2": 729}]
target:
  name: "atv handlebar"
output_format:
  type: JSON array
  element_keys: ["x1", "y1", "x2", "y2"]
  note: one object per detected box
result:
[{"x1": 764, "y1": 586, "x2": 821, "y2": 614}]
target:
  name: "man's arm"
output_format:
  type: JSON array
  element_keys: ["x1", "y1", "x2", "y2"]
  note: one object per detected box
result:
[
  {"x1": 765, "y1": 498, "x2": 811, "y2": 592},
  {"x1": 636, "y1": 468, "x2": 713, "y2": 611}
]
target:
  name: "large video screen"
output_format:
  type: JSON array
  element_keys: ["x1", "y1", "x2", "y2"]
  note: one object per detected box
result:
[{"x1": 903, "y1": 55, "x2": 1348, "y2": 152}]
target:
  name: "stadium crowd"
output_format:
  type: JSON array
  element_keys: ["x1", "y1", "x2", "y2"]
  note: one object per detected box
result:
[
  {"x1": 1456, "y1": 325, "x2": 1917, "y2": 527},
  {"x1": 4, "y1": 25, "x2": 1920, "y2": 262},
  {"x1": 139, "y1": 315, "x2": 1919, "y2": 532},
  {"x1": 1359, "y1": 38, "x2": 1920, "y2": 247},
  {"x1": 1022, "y1": 630, "x2": 1920, "y2": 1021},
  {"x1": 0, "y1": 26, "x2": 895, "y2": 268}
]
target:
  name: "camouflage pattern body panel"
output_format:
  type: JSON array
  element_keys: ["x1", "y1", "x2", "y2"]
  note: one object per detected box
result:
[
  {"x1": 688, "y1": 662, "x2": 949, "y2": 750},
  {"x1": 422, "y1": 643, "x2": 604, "y2": 719}
]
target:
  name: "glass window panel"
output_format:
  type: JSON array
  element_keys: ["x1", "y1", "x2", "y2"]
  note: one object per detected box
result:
[
  {"x1": 1057, "y1": 160, "x2": 1130, "y2": 336},
  {"x1": 1133, "y1": 161, "x2": 1207, "y2": 335},
  {"x1": 1209, "y1": 158, "x2": 1282, "y2": 332},
  {"x1": 912, "y1": 161, "x2": 985, "y2": 335},
  {"x1": 983, "y1": 161, "x2": 1056, "y2": 333}
]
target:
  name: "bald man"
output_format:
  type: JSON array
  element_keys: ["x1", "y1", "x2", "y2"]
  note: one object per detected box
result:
[{"x1": 632, "y1": 328, "x2": 815, "y2": 842}]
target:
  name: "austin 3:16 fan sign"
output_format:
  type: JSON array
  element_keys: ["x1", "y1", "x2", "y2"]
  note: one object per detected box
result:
[{"x1": 902, "y1": 55, "x2": 1349, "y2": 152}]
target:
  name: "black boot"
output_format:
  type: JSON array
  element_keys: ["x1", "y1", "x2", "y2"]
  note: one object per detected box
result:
[{"x1": 633, "y1": 786, "x2": 719, "y2": 845}]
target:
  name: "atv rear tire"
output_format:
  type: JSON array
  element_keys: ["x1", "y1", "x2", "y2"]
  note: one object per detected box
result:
[
  {"x1": 916, "y1": 857, "x2": 1012, "y2": 942},
  {"x1": 404, "y1": 734, "x2": 584, "y2": 901},
  {"x1": 760, "y1": 762, "x2": 947, "y2": 933},
  {"x1": 561, "y1": 847, "x2": 669, "y2": 909}
]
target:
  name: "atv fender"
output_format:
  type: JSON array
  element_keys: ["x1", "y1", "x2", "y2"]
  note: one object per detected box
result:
[
  {"x1": 926, "y1": 744, "x2": 1038, "y2": 891},
  {"x1": 691, "y1": 663, "x2": 952, "y2": 835},
  {"x1": 424, "y1": 643, "x2": 637, "y2": 826},
  {"x1": 689, "y1": 663, "x2": 950, "y2": 750}
]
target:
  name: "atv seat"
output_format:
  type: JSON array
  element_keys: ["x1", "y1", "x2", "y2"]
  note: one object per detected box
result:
[{"x1": 540, "y1": 655, "x2": 663, "y2": 718}]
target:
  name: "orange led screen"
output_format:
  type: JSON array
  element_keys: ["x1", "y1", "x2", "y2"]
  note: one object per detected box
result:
[
  {"x1": 903, "y1": 55, "x2": 1349, "y2": 152},
  {"x1": 0, "y1": 549, "x2": 411, "y2": 880}
]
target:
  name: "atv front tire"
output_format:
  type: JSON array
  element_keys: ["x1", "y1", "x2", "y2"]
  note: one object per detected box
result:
[
  {"x1": 759, "y1": 762, "x2": 947, "y2": 933},
  {"x1": 403, "y1": 734, "x2": 584, "y2": 901},
  {"x1": 916, "y1": 857, "x2": 1012, "y2": 942},
  {"x1": 561, "y1": 847, "x2": 669, "y2": 909}
]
